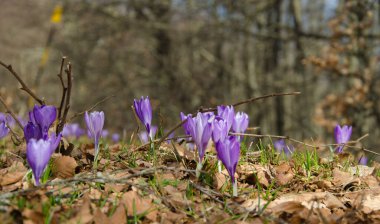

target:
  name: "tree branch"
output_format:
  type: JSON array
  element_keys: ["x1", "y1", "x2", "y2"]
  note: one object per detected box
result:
[{"x1": 0, "y1": 60, "x2": 45, "y2": 105}]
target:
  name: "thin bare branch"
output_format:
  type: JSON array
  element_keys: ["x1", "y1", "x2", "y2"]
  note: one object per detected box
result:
[
  {"x1": 0, "y1": 60, "x2": 45, "y2": 105},
  {"x1": 68, "y1": 95, "x2": 115, "y2": 121},
  {"x1": 0, "y1": 94, "x2": 23, "y2": 143}
]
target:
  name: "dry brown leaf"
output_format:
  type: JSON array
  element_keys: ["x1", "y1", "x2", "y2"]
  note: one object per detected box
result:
[
  {"x1": 51, "y1": 155, "x2": 78, "y2": 179},
  {"x1": 94, "y1": 208, "x2": 111, "y2": 224},
  {"x1": 268, "y1": 192, "x2": 345, "y2": 210},
  {"x1": 121, "y1": 190, "x2": 157, "y2": 221},
  {"x1": 332, "y1": 168, "x2": 353, "y2": 186},
  {"x1": 214, "y1": 170, "x2": 228, "y2": 190},
  {"x1": 0, "y1": 161, "x2": 27, "y2": 186},
  {"x1": 275, "y1": 163, "x2": 295, "y2": 186},
  {"x1": 109, "y1": 204, "x2": 127, "y2": 223},
  {"x1": 67, "y1": 194, "x2": 93, "y2": 224},
  {"x1": 160, "y1": 210, "x2": 186, "y2": 224},
  {"x1": 348, "y1": 165, "x2": 375, "y2": 177},
  {"x1": 363, "y1": 175, "x2": 379, "y2": 189},
  {"x1": 22, "y1": 208, "x2": 44, "y2": 224},
  {"x1": 174, "y1": 143, "x2": 196, "y2": 161}
]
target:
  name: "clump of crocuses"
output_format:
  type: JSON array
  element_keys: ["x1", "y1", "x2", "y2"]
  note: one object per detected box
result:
[
  {"x1": 62, "y1": 123, "x2": 85, "y2": 139},
  {"x1": 274, "y1": 139, "x2": 294, "y2": 156},
  {"x1": 334, "y1": 124, "x2": 352, "y2": 153},
  {"x1": 85, "y1": 111, "x2": 105, "y2": 162},
  {"x1": 26, "y1": 133, "x2": 61, "y2": 186}
]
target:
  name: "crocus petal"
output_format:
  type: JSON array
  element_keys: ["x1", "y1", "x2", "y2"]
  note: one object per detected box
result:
[
  {"x1": 24, "y1": 122, "x2": 42, "y2": 143},
  {"x1": 216, "y1": 136, "x2": 240, "y2": 183},
  {"x1": 232, "y1": 112, "x2": 249, "y2": 134},
  {"x1": 217, "y1": 105, "x2": 235, "y2": 131},
  {"x1": 0, "y1": 121, "x2": 9, "y2": 139},
  {"x1": 26, "y1": 137, "x2": 58, "y2": 186},
  {"x1": 33, "y1": 105, "x2": 57, "y2": 139},
  {"x1": 84, "y1": 111, "x2": 105, "y2": 157},
  {"x1": 134, "y1": 96, "x2": 152, "y2": 134},
  {"x1": 334, "y1": 125, "x2": 352, "y2": 153}
]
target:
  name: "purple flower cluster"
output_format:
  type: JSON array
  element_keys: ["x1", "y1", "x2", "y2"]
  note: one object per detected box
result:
[
  {"x1": 181, "y1": 105, "x2": 249, "y2": 186},
  {"x1": 62, "y1": 123, "x2": 85, "y2": 139},
  {"x1": 24, "y1": 105, "x2": 61, "y2": 186},
  {"x1": 274, "y1": 139, "x2": 294, "y2": 156}
]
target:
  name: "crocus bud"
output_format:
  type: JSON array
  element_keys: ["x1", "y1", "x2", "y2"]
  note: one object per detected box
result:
[
  {"x1": 26, "y1": 133, "x2": 61, "y2": 186},
  {"x1": 212, "y1": 117, "x2": 229, "y2": 143},
  {"x1": 217, "y1": 105, "x2": 235, "y2": 131},
  {"x1": 24, "y1": 122, "x2": 42, "y2": 143},
  {"x1": 232, "y1": 112, "x2": 249, "y2": 134},
  {"x1": 85, "y1": 111, "x2": 105, "y2": 157},
  {"x1": 334, "y1": 125, "x2": 352, "y2": 153},
  {"x1": 133, "y1": 96, "x2": 152, "y2": 136},
  {"x1": 187, "y1": 112, "x2": 213, "y2": 162},
  {"x1": 0, "y1": 121, "x2": 9, "y2": 139},
  {"x1": 215, "y1": 136, "x2": 240, "y2": 183},
  {"x1": 32, "y1": 105, "x2": 57, "y2": 139}
]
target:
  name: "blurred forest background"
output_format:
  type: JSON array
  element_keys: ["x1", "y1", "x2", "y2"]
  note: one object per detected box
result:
[{"x1": 1, "y1": 0, "x2": 380, "y2": 151}]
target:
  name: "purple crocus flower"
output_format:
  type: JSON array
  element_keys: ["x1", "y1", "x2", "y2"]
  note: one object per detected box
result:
[
  {"x1": 134, "y1": 96, "x2": 152, "y2": 136},
  {"x1": 101, "y1": 130, "x2": 109, "y2": 138},
  {"x1": 26, "y1": 133, "x2": 61, "y2": 186},
  {"x1": 274, "y1": 139, "x2": 294, "y2": 156},
  {"x1": 0, "y1": 121, "x2": 9, "y2": 139},
  {"x1": 232, "y1": 112, "x2": 249, "y2": 134},
  {"x1": 112, "y1": 133, "x2": 120, "y2": 143},
  {"x1": 85, "y1": 111, "x2": 105, "y2": 157},
  {"x1": 31, "y1": 105, "x2": 57, "y2": 139},
  {"x1": 334, "y1": 125, "x2": 352, "y2": 153},
  {"x1": 24, "y1": 122, "x2": 42, "y2": 142},
  {"x1": 216, "y1": 136, "x2": 240, "y2": 196},
  {"x1": 359, "y1": 156, "x2": 368, "y2": 165},
  {"x1": 138, "y1": 126, "x2": 157, "y2": 144},
  {"x1": 212, "y1": 117, "x2": 229, "y2": 143},
  {"x1": 62, "y1": 123, "x2": 85, "y2": 138},
  {"x1": 187, "y1": 112, "x2": 213, "y2": 162},
  {"x1": 217, "y1": 105, "x2": 235, "y2": 131},
  {"x1": 180, "y1": 112, "x2": 193, "y2": 136}
]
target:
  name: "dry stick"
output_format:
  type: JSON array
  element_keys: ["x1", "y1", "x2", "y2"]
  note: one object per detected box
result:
[
  {"x1": 56, "y1": 63, "x2": 73, "y2": 134},
  {"x1": 0, "y1": 60, "x2": 45, "y2": 105},
  {"x1": 56, "y1": 57, "x2": 67, "y2": 121},
  {"x1": 0, "y1": 95, "x2": 23, "y2": 143},
  {"x1": 199, "y1": 91, "x2": 301, "y2": 113},
  {"x1": 68, "y1": 95, "x2": 115, "y2": 122},
  {"x1": 156, "y1": 91, "x2": 301, "y2": 149},
  {"x1": 233, "y1": 132, "x2": 380, "y2": 157}
]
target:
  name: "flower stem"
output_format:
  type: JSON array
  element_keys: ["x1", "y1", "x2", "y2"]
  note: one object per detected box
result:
[
  {"x1": 217, "y1": 160, "x2": 222, "y2": 173},
  {"x1": 196, "y1": 162, "x2": 203, "y2": 178},
  {"x1": 232, "y1": 180, "x2": 238, "y2": 197}
]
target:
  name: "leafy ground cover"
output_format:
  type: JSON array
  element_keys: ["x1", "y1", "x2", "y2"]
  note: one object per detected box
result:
[
  {"x1": 0, "y1": 136, "x2": 379, "y2": 224},
  {"x1": 0, "y1": 59, "x2": 379, "y2": 224}
]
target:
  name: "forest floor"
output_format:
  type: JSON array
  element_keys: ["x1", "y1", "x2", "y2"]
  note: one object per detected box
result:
[{"x1": 0, "y1": 137, "x2": 380, "y2": 224}]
